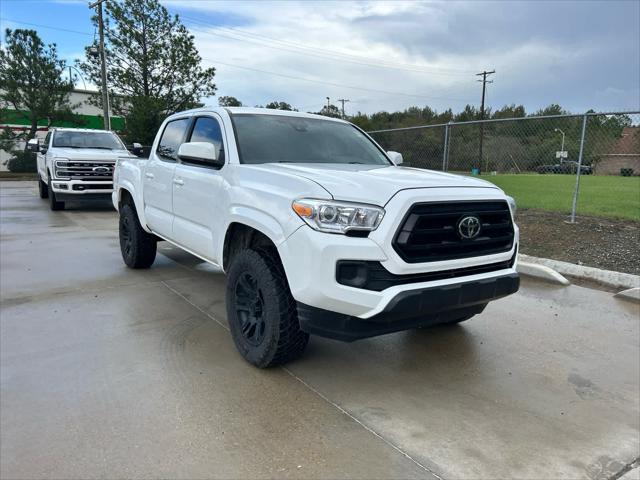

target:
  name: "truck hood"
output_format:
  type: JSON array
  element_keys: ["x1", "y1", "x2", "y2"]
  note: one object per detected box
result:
[
  {"x1": 50, "y1": 148, "x2": 133, "y2": 161},
  {"x1": 250, "y1": 163, "x2": 500, "y2": 205}
]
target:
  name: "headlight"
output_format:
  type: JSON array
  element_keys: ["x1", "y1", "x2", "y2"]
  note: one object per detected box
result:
[
  {"x1": 506, "y1": 195, "x2": 517, "y2": 216},
  {"x1": 53, "y1": 158, "x2": 70, "y2": 179},
  {"x1": 292, "y1": 198, "x2": 384, "y2": 234}
]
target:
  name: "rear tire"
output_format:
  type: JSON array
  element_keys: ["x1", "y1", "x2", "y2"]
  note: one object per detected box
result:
[
  {"x1": 38, "y1": 176, "x2": 48, "y2": 199},
  {"x1": 226, "y1": 248, "x2": 309, "y2": 368},
  {"x1": 48, "y1": 183, "x2": 64, "y2": 210},
  {"x1": 119, "y1": 203, "x2": 157, "y2": 268}
]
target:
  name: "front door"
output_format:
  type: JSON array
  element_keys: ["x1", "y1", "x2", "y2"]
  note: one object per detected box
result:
[{"x1": 142, "y1": 117, "x2": 191, "y2": 238}]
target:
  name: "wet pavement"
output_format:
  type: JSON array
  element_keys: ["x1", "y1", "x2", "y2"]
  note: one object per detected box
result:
[{"x1": 1, "y1": 181, "x2": 639, "y2": 479}]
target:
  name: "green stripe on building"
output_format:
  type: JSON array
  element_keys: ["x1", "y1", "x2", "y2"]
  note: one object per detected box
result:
[{"x1": 1, "y1": 109, "x2": 125, "y2": 130}]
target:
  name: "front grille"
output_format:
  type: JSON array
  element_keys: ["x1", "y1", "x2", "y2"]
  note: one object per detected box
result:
[
  {"x1": 393, "y1": 201, "x2": 515, "y2": 263},
  {"x1": 55, "y1": 160, "x2": 114, "y2": 181}
]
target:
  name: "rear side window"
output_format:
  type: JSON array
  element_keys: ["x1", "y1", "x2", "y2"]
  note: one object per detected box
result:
[
  {"x1": 188, "y1": 117, "x2": 225, "y2": 164},
  {"x1": 157, "y1": 118, "x2": 190, "y2": 161}
]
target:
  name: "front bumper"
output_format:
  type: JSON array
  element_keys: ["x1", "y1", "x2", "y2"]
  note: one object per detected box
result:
[
  {"x1": 297, "y1": 273, "x2": 519, "y2": 341},
  {"x1": 278, "y1": 219, "x2": 519, "y2": 319},
  {"x1": 50, "y1": 179, "x2": 113, "y2": 195}
]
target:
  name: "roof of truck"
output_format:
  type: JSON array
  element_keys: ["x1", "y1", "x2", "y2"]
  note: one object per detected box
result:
[
  {"x1": 171, "y1": 106, "x2": 349, "y2": 123},
  {"x1": 52, "y1": 127, "x2": 117, "y2": 134}
]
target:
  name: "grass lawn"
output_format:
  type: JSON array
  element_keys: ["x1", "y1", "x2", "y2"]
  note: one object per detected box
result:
[{"x1": 481, "y1": 174, "x2": 640, "y2": 221}]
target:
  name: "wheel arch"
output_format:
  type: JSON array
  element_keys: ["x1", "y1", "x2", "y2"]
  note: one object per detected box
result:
[
  {"x1": 222, "y1": 221, "x2": 282, "y2": 272},
  {"x1": 116, "y1": 185, "x2": 152, "y2": 233}
]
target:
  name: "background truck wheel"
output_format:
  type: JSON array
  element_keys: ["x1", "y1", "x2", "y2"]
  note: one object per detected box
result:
[
  {"x1": 48, "y1": 183, "x2": 64, "y2": 210},
  {"x1": 226, "y1": 248, "x2": 309, "y2": 368},
  {"x1": 38, "y1": 177, "x2": 48, "y2": 199},
  {"x1": 119, "y1": 203, "x2": 157, "y2": 268}
]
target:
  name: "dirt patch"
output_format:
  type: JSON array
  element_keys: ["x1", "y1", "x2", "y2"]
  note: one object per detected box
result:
[{"x1": 517, "y1": 209, "x2": 640, "y2": 275}]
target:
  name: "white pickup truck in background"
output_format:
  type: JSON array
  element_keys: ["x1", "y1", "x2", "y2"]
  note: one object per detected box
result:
[
  {"x1": 28, "y1": 127, "x2": 137, "y2": 210},
  {"x1": 113, "y1": 107, "x2": 520, "y2": 368}
]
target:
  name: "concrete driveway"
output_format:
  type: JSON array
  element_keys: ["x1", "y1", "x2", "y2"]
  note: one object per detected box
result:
[{"x1": 1, "y1": 181, "x2": 638, "y2": 480}]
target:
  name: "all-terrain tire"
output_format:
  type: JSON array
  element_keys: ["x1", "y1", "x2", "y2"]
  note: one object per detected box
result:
[
  {"x1": 226, "y1": 248, "x2": 309, "y2": 368},
  {"x1": 119, "y1": 203, "x2": 157, "y2": 268},
  {"x1": 38, "y1": 176, "x2": 49, "y2": 199},
  {"x1": 48, "y1": 182, "x2": 64, "y2": 210}
]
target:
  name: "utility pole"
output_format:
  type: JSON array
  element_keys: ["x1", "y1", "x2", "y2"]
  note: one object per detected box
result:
[
  {"x1": 90, "y1": 0, "x2": 111, "y2": 130},
  {"x1": 337, "y1": 98, "x2": 350, "y2": 119},
  {"x1": 476, "y1": 69, "x2": 495, "y2": 173}
]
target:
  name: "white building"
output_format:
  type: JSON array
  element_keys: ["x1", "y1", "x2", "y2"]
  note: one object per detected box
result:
[{"x1": 1, "y1": 89, "x2": 124, "y2": 171}]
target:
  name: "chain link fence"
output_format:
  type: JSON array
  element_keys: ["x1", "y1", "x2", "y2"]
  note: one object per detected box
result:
[{"x1": 369, "y1": 111, "x2": 640, "y2": 223}]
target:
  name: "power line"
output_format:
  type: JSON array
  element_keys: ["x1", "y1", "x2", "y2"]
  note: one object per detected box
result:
[
  {"x1": 183, "y1": 16, "x2": 475, "y2": 74},
  {"x1": 204, "y1": 58, "x2": 474, "y2": 103},
  {"x1": 0, "y1": 17, "x2": 92, "y2": 36},
  {"x1": 1, "y1": 17, "x2": 476, "y2": 104},
  {"x1": 180, "y1": 15, "x2": 474, "y2": 77}
]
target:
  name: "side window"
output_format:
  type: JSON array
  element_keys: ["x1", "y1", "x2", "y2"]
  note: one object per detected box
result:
[
  {"x1": 187, "y1": 116, "x2": 225, "y2": 166},
  {"x1": 156, "y1": 118, "x2": 190, "y2": 161},
  {"x1": 43, "y1": 132, "x2": 52, "y2": 151}
]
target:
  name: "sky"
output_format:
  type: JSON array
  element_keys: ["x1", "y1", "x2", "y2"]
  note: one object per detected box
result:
[{"x1": 1, "y1": 0, "x2": 639, "y2": 116}]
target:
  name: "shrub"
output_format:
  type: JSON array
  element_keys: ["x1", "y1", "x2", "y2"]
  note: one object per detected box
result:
[{"x1": 5, "y1": 150, "x2": 36, "y2": 173}]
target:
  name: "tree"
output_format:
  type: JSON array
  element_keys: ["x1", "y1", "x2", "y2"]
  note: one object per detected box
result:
[
  {"x1": 265, "y1": 101, "x2": 295, "y2": 111},
  {"x1": 316, "y1": 104, "x2": 341, "y2": 118},
  {"x1": 80, "y1": 0, "x2": 216, "y2": 144},
  {"x1": 0, "y1": 29, "x2": 73, "y2": 141},
  {"x1": 218, "y1": 96, "x2": 243, "y2": 107}
]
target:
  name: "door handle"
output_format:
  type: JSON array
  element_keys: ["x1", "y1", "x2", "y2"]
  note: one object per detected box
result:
[
  {"x1": 173, "y1": 178, "x2": 184, "y2": 186},
  {"x1": 145, "y1": 172, "x2": 154, "y2": 179}
]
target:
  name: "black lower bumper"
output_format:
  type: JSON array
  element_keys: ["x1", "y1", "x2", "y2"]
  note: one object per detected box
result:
[
  {"x1": 55, "y1": 192, "x2": 112, "y2": 201},
  {"x1": 297, "y1": 273, "x2": 519, "y2": 342}
]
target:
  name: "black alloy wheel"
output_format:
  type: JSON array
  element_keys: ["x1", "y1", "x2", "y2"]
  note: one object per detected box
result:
[{"x1": 234, "y1": 272, "x2": 267, "y2": 346}]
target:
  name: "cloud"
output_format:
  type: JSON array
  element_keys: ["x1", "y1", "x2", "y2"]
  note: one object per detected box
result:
[{"x1": 161, "y1": 1, "x2": 640, "y2": 114}]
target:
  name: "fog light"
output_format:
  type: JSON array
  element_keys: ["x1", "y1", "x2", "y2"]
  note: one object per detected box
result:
[{"x1": 336, "y1": 261, "x2": 369, "y2": 288}]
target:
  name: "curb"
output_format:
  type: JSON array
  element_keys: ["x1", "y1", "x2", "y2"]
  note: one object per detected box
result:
[
  {"x1": 614, "y1": 288, "x2": 640, "y2": 304},
  {"x1": 516, "y1": 262, "x2": 570, "y2": 286},
  {"x1": 518, "y1": 254, "x2": 640, "y2": 292}
]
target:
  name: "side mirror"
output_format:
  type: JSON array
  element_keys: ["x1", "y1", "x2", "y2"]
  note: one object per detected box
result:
[
  {"x1": 177, "y1": 142, "x2": 220, "y2": 165},
  {"x1": 387, "y1": 151, "x2": 403, "y2": 165},
  {"x1": 131, "y1": 142, "x2": 143, "y2": 156},
  {"x1": 26, "y1": 138, "x2": 40, "y2": 153}
]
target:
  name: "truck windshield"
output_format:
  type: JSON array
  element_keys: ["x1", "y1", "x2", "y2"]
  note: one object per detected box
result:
[
  {"x1": 52, "y1": 131, "x2": 124, "y2": 150},
  {"x1": 231, "y1": 114, "x2": 390, "y2": 165}
]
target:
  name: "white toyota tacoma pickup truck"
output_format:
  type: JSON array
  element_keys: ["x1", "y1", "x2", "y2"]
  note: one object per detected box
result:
[
  {"x1": 113, "y1": 107, "x2": 519, "y2": 367},
  {"x1": 28, "y1": 127, "x2": 135, "y2": 210}
]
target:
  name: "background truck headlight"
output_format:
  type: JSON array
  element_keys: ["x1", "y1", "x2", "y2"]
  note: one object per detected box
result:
[{"x1": 292, "y1": 199, "x2": 385, "y2": 234}]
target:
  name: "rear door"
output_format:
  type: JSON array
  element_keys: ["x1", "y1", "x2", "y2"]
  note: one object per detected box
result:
[
  {"x1": 143, "y1": 117, "x2": 190, "y2": 238},
  {"x1": 172, "y1": 115, "x2": 227, "y2": 262}
]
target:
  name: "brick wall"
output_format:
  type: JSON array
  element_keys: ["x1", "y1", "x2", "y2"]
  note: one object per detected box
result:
[{"x1": 594, "y1": 155, "x2": 640, "y2": 175}]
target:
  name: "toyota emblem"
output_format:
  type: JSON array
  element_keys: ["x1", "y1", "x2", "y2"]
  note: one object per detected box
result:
[{"x1": 457, "y1": 215, "x2": 481, "y2": 239}]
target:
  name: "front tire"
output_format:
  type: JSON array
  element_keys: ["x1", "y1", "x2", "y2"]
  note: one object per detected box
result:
[
  {"x1": 38, "y1": 176, "x2": 48, "y2": 199},
  {"x1": 119, "y1": 203, "x2": 157, "y2": 268},
  {"x1": 48, "y1": 183, "x2": 64, "y2": 210},
  {"x1": 226, "y1": 248, "x2": 309, "y2": 368}
]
